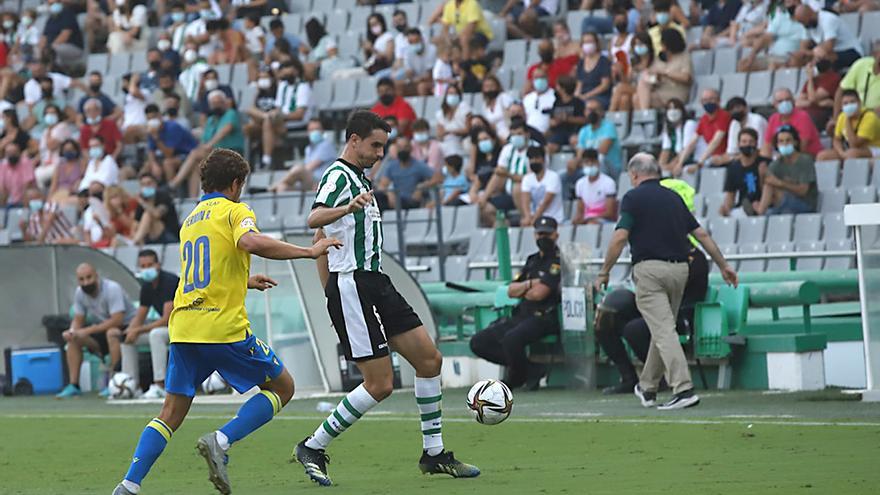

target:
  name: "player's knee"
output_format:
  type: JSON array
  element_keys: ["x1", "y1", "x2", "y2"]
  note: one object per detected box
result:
[
  {"x1": 364, "y1": 380, "x2": 393, "y2": 401},
  {"x1": 425, "y1": 349, "x2": 443, "y2": 376},
  {"x1": 107, "y1": 327, "x2": 121, "y2": 340}
]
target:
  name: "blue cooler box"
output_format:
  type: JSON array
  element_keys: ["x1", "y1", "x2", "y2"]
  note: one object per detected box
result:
[{"x1": 9, "y1": 346, "x2": 64, "y2": 394}]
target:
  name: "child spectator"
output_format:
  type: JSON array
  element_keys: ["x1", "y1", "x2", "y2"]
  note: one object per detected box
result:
[
  {"x1": 441, "y1": 155, "x2": 470, "y2": 206},
  {"x1": 573, "y1": 149, "x2": 617, "y2": 224}
]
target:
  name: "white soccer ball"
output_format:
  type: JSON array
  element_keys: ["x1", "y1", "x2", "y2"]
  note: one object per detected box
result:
[
  {"x1": 201, "y1": 371, "x2": 228, "y2": 394},
  {"x1": 467, "y1": 379, "x2": 513, "y2": 425},
  {"x1": 108, "y1": 372, "x2": 137, "y2": 399}
]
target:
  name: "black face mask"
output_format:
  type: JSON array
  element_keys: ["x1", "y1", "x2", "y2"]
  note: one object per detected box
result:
[
  {"x1": 587, "y1": 112, "x2": 599, "y2": 125},
  {"x1": 395, "y1": 24, "x2": 406, "y2": 33},
  {"x1": 539, "y1": 51, "x2": 553, "y2": 64},
  {"x1": 529, "y1": 161, "x2": 544, "y2": 173},
  {"x1": 398, "y1": 150, "x2": 411, "y2": 162},
  {"x1": 740, "y1": 145, "x2": 756, "y2": 156},
  {"x1": 483, "y1": 89, "x2": 500, "y2": 100},
  {"x1": 89, "y1": 83, "x2": 101, "y2": 93},
  {"x1": 81, "y1": 282, "x2": 98, "y2": 295},
  {"x1": 379, "y1": 93, "x2": 395, "y2": 106},
  {"x1": 730, "y1": 111, "x2": 746, "y2": 122},
  {"x1": 162, "y1": 87, "x2": 175, "y2": 95},
  {"x1": 7, "y1": 154, "x2": 19, "y2": 165},
  {"x1": 816, "y1": 59, "x2": 833, "y2": 73},
  {"x1": 90, "y1": 190, "x2": 103, "y2": 201},
  {"x1": 211, "y1": 107, "x2": 224, "y2": 117},
  {"x1": 536, "y1": 237, "x2": 555, "y2": 253},
  {"x1": 787, "y1": 5, "x2": 796, "y2": 16},
  {"x1": 615, "y1": 21, "x2": 628, "y2": 33},
  {"x1": 149, "y1": 60, "x2": 161, "y2": 70},
  {"x1": 807, "y1": 20, "x2": 818, "y2": 29}
]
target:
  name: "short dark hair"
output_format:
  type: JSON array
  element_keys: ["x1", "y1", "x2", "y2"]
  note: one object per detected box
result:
[
  {"x1": 406, "y1": 27, "x2": 422, "y2": 37},
  {"x1": 200, "y1": 148, "x2": 251, "y2": 193},
  {"x1": 653, "y1": 0, "x2": 672, "y2": 11},
  {"x1": 88, "y1": 71, "x2": 102, "y2": 79},
  {"x1": 413, "y1": 118, "x2": 430, "y2": 132},
  {"x1": 145, "y1": 103, "x2": 160, "y2": 114},
  {"x1": 345, "y1": 110, "x2": 391, "y2": 141},
  {"x1": 376, "y1": 77, "x2": 394, "y2": 90},
  {"x1": 660, "y1": 28, "x2": 686, "y2": 54},
  {"x1": 726, "y1": 96, "x2": 747, "y2": 111},
  {"x1": 583, "y1": 148, "x2": 599, "y2": 161},
  {"x1": 526, "y1": 146, "x2": 544, "y2": 159},
  {"x1": 558, "y1": 75, "x2": 576, "y2": 95},
  {"x1": 445, "y1": 154, "x2": 463, "y2": 172},
  {"x1": 774, "y1": 124, "x2": 801, "y2": 149},
  {"x1": 393, "y1": 9, "x2": 406, "y2": 18},
  {"x1": 509, "y1": 116, "x2": 527, "y2": 132},
  {"x1": 138, "y1": 249, "x2": 159, "y2": 263},
  {"x1": 739, "y1": 127, "x2": 759, "y2": 142},
  {"x1": 842, "y1": 88, "x2": 860, "y2": 100},
  {"x1": 269, "y1": 18, "x2": 283, "y2": 30}
]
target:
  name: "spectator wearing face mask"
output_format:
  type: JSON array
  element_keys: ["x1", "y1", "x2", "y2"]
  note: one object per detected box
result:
[
  {"x1": 23, "y1": 57, "x2": 79, "y2": 108},
  {"x1": 797, "y1": 58, "x2": 841, "y2": 130},
  {"x1": 79, "y1": 99, "x2": 123, "y2": 161},
  {"x1": 260, "y1": 59, "x2": 312, "y2": 168},
  {"x1": 548, "y1": 75, "x2": 587, "y2": 153},
  {"x1": 167, "y1": 1, "x2": 189, "y2": 52},
  {"x1": 21, "y1": 185, "x2": 76, "y2": 244},
  {"x1": 479, "y1": 119, "x2": 532, "y2": 225},
  {"x1": 611, "y1": 31, "x2": 654, "y2": 112},
  {"x1": 178, "y1": 48, "x2": 211, "y2": 103},
  {"x1": 153, "y1": 70, "x2": 194, "y2": 126},
  {"x1": 720, "y1": 127, "x2": 768, "y2": 217},
  {"x1": 145, "y1": 104, "x2": 197, "y2": 183},
  {"x1": 817, "y1": 90, "x2": 880, "y2": 161},
  {"x1": 658, "y1": 98, "x2": 699, "y2": 175},
  {"x1": 411, "y1": 118, "x2": 444, "y2": 172},
  {"x1": 163, "y1": 94, "x2": 190, "y2": 130},
  {"x1": 508, "y1": 102, "x2": 548, "y2": 146},
  {"x1": 29, "y1": 77, "x2": 68, "y2": 134},
  {"x1": 48, "y1": 139, "x2": 83, "y2": 202},
  {"x1": 436, "y1": 84, "x2": 473, "y2": 157},
  {"x1": 833, "y1": 40, "x2": 880, "y2": 129},
  {"x1": 371, "y1": 77, "x2": 417, "y2": 138},
  {"x1": 155, "y1": 34, "x2": 182, "y2": 77},
  {"x1": 14, "y1": 9, "x2": 40, "y2": 61},
  {"x1": 467, "y1": 121, "x2": 502, "y2": 202},
  {"x1": 573, "y1": 149, "x2": 617, "y2": 224},
  {"x1": 520, "y1": 146, "x2": 564, "y2": 225},
  {"x1": 120, "y1": 72, "x2": 149, "y2": 145},
  {"x1": 78, "y1": 72, "x2": 121, "y2": 122},
  {"x1": 375, "y1": 136, "x2": 437, "y2": 210},
  {"x1": 673, "y1": 88, "x2": 730, "y2": 176},
  {"x1": 636, "y1": 27, "x2": 692, "y2": 110},
  {"x1": 269, "y1": 119, "x2": 337, "y2": 193},
  {"x1": 722, "y1": 97, "x2": 768, "y2": 163},
  {"x1": 37, "y1": 104, "x2": 74, "y2": 189},
  {"x1": 648, "y1": 0, "x2": 687, "y2": 57},
  {"x1": 577, "y1": 98, "x2": 622, "y2": 178},
  {"x1": 756, "y1": 125, "x2": 817, "y2": 215},
  {"x1": 79, "y1": 136, "x2": 119, "y2": 192},
  {"x1": 763, "y1": 88, "x2": 822, "y2": 157},
  {"x1": 525, "y1": 38, "x2": 579, "y2": 95},
  {"x1": 575, "y1": 32, "x2": 612, "y2": 109},
  {"x1": 183, "y1": 0, "x2": 219, "y2": 59},
  {"x1": 523, "y1": 66, "x2": 556, "y2": 135},
  {"x1": 391, "y1": 28, "x2": 436, "y2": 96},
  {"x1": 194, "y1": 69, "x2": 236, "y2": 118},
  {"x1": 0, "y1": 141, "x2": 35, "y2": 207},
  {"x1": 478, "y1": 76, "x2": 514, "y2": 139},
  {"x1": 143, "y1": 49, "x2": 166, "y2": 90},
  {"x1": 133, "y1": 174, "x2": 180, "y2": 245},
  {"x1": 41, "y1": 0, "x2": 85, "y2": 72}
]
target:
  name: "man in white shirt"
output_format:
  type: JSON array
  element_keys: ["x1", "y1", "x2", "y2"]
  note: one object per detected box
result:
[
  {"x1": 522, "y1": 66, "x2": 556, "y2": 134},
  {"x1": 520, "y1": 146, "x2": 564, "y2": 225},
  {"x1": 573, "y1": 150, "x2": 617, "y2": 225},
  {"x1": 391, "y1": 9, "x2": 411, "y2": 62},
  {"x1": 723, "y1": 96, "x2": 767, "y2": 163},
  {"x1": 23, "y1": 58, "x2": 77, "y2": 106},
  {"x1": 795, "y1": 5, "x2": 863, "y2": 71},
  {"x1": 393, "y1": 28, "x2": 437, "y2": 96}
]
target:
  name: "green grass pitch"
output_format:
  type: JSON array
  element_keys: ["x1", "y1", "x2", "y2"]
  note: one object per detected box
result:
[{"x1": 1, "y1": 389, "x2": 879, "y2": 494}]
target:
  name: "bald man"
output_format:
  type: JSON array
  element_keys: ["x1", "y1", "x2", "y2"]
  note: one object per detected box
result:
[{"x1": 56, "y1": 263, "x2": 137, "y2": 398}]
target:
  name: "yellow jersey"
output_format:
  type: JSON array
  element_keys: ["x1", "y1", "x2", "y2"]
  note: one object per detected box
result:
[{"x1": 168, "y1": 192, "x2": 259, "y2": 344}]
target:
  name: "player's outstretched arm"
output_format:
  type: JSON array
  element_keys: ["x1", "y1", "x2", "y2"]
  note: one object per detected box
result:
[
  {"x1": 308, "y1": 191, "x2": 374, "y2": 229},
  {"x1": 238, "y1": 232, "x2": 343, "y2": 260}
]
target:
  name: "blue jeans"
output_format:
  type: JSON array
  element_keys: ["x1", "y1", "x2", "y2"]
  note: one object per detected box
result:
[{"x1": 767, "y1": 193, "x2": 815, "y2": 215}]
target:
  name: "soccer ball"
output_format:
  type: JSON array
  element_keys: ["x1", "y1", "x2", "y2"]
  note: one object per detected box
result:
[
  {"x1": 201, "y1": 371, "x2": 228, "y2": 394},
  {"x1": 467, "y1": 379, "x2": 513, "y2": 425},
  {"x1": 108, "y1": 372, "x2": 137, "y2": 399}
]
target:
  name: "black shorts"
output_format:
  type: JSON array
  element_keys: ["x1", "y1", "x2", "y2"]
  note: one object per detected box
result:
[
  {"x1": 91, "y1": 331, "x2": 111, "y2": 358},
  {"x1": 326, "y1": 271, "x2": 423, "y2": 361},
  {"x1": 489, "y1": 192, "x2": 516, "y2": 212}
]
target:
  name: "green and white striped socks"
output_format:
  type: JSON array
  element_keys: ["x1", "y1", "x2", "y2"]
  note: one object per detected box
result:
[
  {"x1": 415, "y1": 375, "x2": 444, "y2": 456},
  {"x1": 305, "y1": 384, "x2": 378, "y2": 451}
]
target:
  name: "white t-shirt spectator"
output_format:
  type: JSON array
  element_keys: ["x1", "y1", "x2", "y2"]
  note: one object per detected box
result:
[
  {"x1": 522, "y1": 90, "x2": 556, "y2": 134},
  {"x1": 373, "y1": 32, "x2": 394, "y2": 57},
  {"x1": 73, "y1": 277, "x2": 136, "y2": 323},
  {"x1": 112, "y1": 4, "x2": 148, "y2": 31},
  {"x1": 481, "y1": 92, "x2": 514, "y2": 140},
  {"x1": 435, "y1": 102, "x2": 471, "y2": 156},
  {"x1": 432, "y1": 59, "x2": 453, "y2": 98},
  {"x1": 275, "y1": 80, "x2": 312, "y2": 127},
  {"x1": 180, "y1": 61, "x2": 209, "y2": 100},
  {"x1": 497, "y1": 143, "x2": 530, "y2": 194},
  {"x1": 24, "y1": 72, "x2": 72, "y2": 105},
  {"x1": 245, "y1": 25, "x2": 265, "y2": 55},
  {"x1": 394, "y1": 31, "x2": 409, "y2": 60},
  {"x1": 184, "y1": 19, "x2": 210, "y2": 57},
  {"x1": 522, "y1": 169, "x2": 564, "y2": 223},
  {"x1": 79, "y1": 155, "x2": 119, "y2": 191},
  {"x1": 122, "y1": 92, "x2": 147, "y2": 130},
  {"x1": 574, "y1": 173, "x2": 616, "y2": 219},
  {"x1": 661, "y1": 119, "x2": 700, "y2": 156},
  {"x1": 808, "y1": 10, "x2": 862, "y2": 55},
  {"x1": 403, "y1": 42, "x2": 437, "y2": 76},
  {"x1": 726, "y1": 112, "x2": 768, "y2": 155},
  {"x1": 16, "y1": 24, "x2": 40, "y2": 49},
  {"x1": 734, "y1": 0, "x2": 767, "y2": 37}
]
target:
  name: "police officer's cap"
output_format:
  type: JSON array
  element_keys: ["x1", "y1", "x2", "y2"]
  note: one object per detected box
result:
[{"x1": 534, "y1": 216, "x2": 557, "y2": 234}]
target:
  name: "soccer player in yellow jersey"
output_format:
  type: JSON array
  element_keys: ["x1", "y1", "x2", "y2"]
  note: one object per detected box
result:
[{"x1": 113, "y1": 149, "x2": 341, "y2": 495}]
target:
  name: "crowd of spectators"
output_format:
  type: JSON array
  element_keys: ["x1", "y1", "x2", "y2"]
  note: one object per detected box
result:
[{"x1": 1, "y1": 0, "x2": 879, "y2": 249}]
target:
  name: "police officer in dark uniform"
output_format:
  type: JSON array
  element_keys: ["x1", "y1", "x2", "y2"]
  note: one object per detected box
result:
[
  {"x1": 470, "y1": 216, "x2": 562, "y2": 389},
  {"x1": 596, "y1": 245, "x2": 709, "y2": 394}
]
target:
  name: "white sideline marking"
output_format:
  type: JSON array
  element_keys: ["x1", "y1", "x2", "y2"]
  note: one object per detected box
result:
[{"x1": 2, "y1": 413, "x2": 878, "y2": 427}]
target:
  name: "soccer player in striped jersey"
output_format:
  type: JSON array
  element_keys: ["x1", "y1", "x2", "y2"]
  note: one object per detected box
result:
[
  {"x1": 293, "y1": 110, "x2": 480, "y2": 486},
  {"x1": 112, "y1": 149, "x2": 341, "y2": 495}
]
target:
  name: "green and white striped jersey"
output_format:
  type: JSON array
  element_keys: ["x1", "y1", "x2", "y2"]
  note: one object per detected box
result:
[
  {"x1": 313, "y1": 159, "x2": 383, "y2": 273},
  {"x1": 497, "y1": 143, "x2": 530, "y2": 194}
]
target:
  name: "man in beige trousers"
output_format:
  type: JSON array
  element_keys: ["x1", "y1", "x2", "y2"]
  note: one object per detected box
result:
[{"x1": 597, "y1": 153, "x2": 738, "y2": 410}]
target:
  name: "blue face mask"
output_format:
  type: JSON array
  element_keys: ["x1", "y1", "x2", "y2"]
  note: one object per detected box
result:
[
  {"x1": 533, "y1": 77, "x2": 548, "y2": 93},
  {"x1": 171, "y1": 12, "x2": 185, "y2": 23},
  {"x1": 141, "y1": 186, "x2": 156, "y2": 199},
  {"x1": 703, "y1": 102, "x2": 718, "y2": 114},
  {"x1": 656, "y1": 12, "x2": 670, "y2": 25},
  {"x1": 28, "y1": 199, "x2": 43, "y2": 211},
  {"x1": 777, "y1": 100, "x2": 794, "y2": 115},
  {"x1": 842, "y1": 102, "x2": 859, "y2": 117},
  {"x1": 510, "y1": 134, "x2": 526, "y2": 150},
  {"x1": 89, "y1": 147, "x2": 103, "y2": 160},
  {"x1": 309, "y1": 130, "x2": 323, "y2": 145},
  {"x1": 389, "y1": 128, "x2": 398, "y2": 139},
  {"x1": 49, "y1": 3, "x2": 63, "y2": 15},
  {"x1": 445, "y1": 94, "x2": 460, "y2": 107},
  {"x1": 778, "y1": 143, "x2": 795, "y2": 156},
  {"x1": 200, "y1": 9, "x2": 215, "y2": 20},
  {"x1": 408, "y1": 43, "x2": 423, "y2": 55},
  {"x1": 634, "y1": 44, "x2": 649, "y2": 56},
  {"x1": 138, "y1": 267, "x2": 158, "y2": 283},
  {"x1": 478, "y1": 139, "x2": 494, "y2": 154},
  {"x1": 413, "y1": 132, "x2": 429, "y2": 143},
  {"x1": 583, "y1": 165, "x2": 599, "y2": 177}
]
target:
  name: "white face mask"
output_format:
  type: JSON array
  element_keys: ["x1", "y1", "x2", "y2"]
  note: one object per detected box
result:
[
  {"x1": 147, "y1": 118, "x2": 161, "y2": 130},
  {"x1": 204, "y1": 79, "x2": 219, "y2": 91},
  {"x1": 184, "y1": 49, "x2": 197, "y2": 64},
  {"x1": 157, "y1": 39, "x2": 171, "y2": 51},
  {"x1": 666, "y1": 108, "x2": 682, "y2": 123},
  {"x1": 257, "y1": 77, "x2": 271, "y2": 89},
  {"x1": 370, "y1": 24, "x2": 383, "y2": 36}
]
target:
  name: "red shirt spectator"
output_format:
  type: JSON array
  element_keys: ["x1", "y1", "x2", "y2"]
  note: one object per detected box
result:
[
  {"x1": 527, "y1": 55, "x2": 579, "y2": 88},
  {"x1": 0, "y1": 153, "x2": 36, "y2": 206},
  {"x1": 79, "y1": 119, "x2": 122, "y2": 156},
  {"x1": 696, "y1": 108, "x2": 732, "y2": 156},
  {"x1": 371, "y1": 96, "x2": 417, "y2": 137},
  {"x1": 766, "y1": 109, "x2": 823, "y2": 156}
]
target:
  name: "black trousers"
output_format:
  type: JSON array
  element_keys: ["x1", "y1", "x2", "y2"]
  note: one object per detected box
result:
[{"x1": 469, "y1": 313, "x2": 559, "y2": 388}]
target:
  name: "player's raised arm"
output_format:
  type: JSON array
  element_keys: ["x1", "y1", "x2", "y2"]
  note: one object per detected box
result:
[{"x1": 237, "y1": 232, "x2": 342, "y2": 260}]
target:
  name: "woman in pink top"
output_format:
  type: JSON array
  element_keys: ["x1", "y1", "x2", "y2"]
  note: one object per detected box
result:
[{"x1": 48, "y1": 139, "x2": 83, "y2": 203}]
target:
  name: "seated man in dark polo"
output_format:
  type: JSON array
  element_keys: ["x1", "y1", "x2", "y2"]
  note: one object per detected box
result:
[
  {"x1": 470, "y1": 216, "x2": 562, "y2": 389},
  {"x1": 595, "y1": 245, "x2": 709, "y2": 394}
]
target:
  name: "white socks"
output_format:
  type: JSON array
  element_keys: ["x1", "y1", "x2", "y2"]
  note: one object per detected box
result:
[
  {"x1": 121, "y1": 480, "x2": 140, "y2": 493},
  {"x1": 305, "y1": 384, "x2": 379, "y2": 451},
  {"x1": 215, "y1": 430, "x2": 230, "y2": 451},
  {"x1": 415, "y1": 375, "x2": 444, "y2": 456}
]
